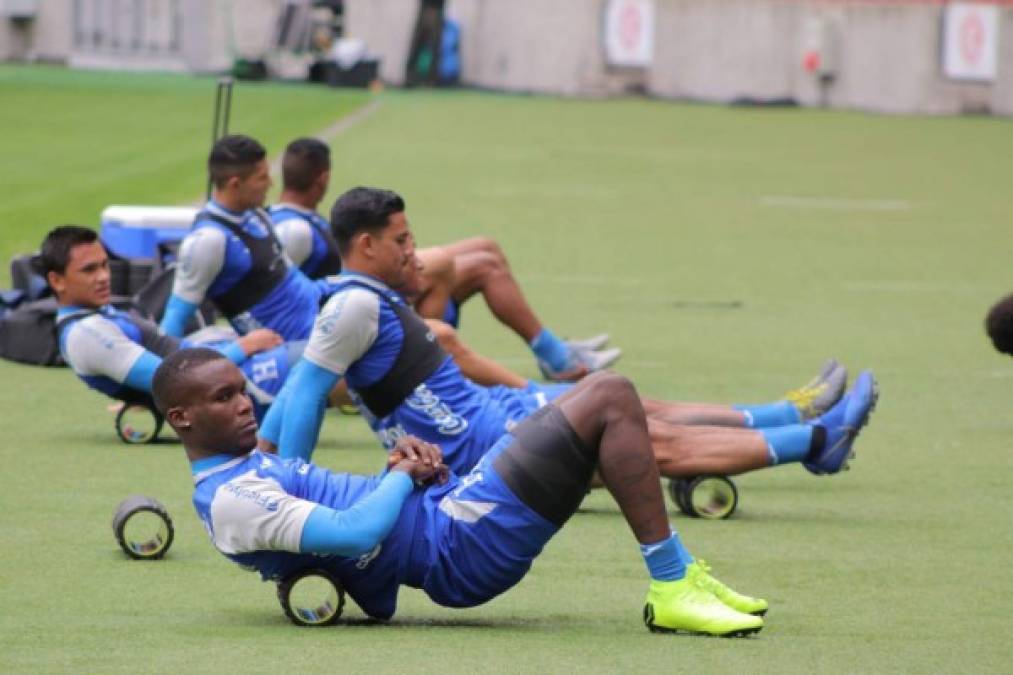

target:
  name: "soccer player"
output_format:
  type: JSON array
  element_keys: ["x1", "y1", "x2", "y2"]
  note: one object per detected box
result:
[
  {"x1": 259, "y1": 187, "x2": 878, "y2": 483},
  {"x1": 159, "y1": 135, "x2": 325, "y2": 341},
  {"x1": 40, "y1": 225, "x2": 300, "y2": 419},
  {"x1": 156, "y1": 347, "x2": 768, "y2": 635},
  {"x1": 268, "y1": 137, "x2": 619, "y2": 381}
]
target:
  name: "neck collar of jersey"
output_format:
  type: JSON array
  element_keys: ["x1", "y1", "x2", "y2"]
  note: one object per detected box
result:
[
  {"x1": 56, "y1": 303, "x2": 111, "y2": 318},
  {"x1": 191, "y1": 452, "x2": 252, "y2": 484},
  {"x1": 206, "y1": 199, "x2": 248, "y2": 223},
  {"x1": 336, "y1": 271, "x2": 394, "y2": 294},
  {"x1": 272, "y1": 201, "x2": 317, "y2": 216}
]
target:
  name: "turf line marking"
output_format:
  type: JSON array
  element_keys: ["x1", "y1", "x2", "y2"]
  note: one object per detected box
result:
[
  {"x1": 189, "y1": 98, "x2": 382, "y2": 205},
  {"x1": 843, "y1": 281, "x2": 986, "y2": 293},
  {"x1": 520, "y1": 273, "x2": 647, "y2": 287},
  {"x1": 760, "y1": 196, "x2": 912, "y2": 211},
  {"x1": 267, "y1": 99, "x2": 383, "y2": 178}
]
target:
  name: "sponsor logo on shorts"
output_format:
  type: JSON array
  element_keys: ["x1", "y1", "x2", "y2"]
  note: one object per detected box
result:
[
  {"x1": 376, "y1": 424, "x2": 408, "y2": 449},
  {"x1": 251, "y1": 358, "x2": 279, "y2": 384}
]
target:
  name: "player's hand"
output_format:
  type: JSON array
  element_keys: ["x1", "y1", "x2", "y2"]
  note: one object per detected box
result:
[
  {"x1": 237, "y1": 329, "x2": 284, "y2": 356},
  {"x1": 388, "y1": 436, "x2": 448, "y2": 486},
  {"x1": 257, "y1": 437, "x2": 278, "y2": 455}
]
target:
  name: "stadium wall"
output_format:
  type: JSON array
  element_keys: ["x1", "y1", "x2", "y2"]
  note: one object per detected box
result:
[
  {"x1": 343, "y1": 0, "x2": 1013, "y2": 115},
  {"x1": 1, "y1": 1, "x2": 1010, "y2": 115}
]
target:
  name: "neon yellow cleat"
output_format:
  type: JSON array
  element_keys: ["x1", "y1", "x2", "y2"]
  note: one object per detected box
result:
[
  {"x1": 784, "y1": 359, "x2": 848, "y2": 420},
  {"x1": 688, "y1": 560, "x2": 768, "y2": 616},
  {"x1": 643, "y1": 577, "x2": 763, "y2": 637}
]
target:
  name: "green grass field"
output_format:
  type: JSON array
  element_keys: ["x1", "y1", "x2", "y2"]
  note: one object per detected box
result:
[{"x1": 1, "y1": 65, "x2": 1011, "y2": 674}]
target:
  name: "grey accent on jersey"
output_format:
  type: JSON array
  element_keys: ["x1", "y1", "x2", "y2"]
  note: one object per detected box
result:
[
  {"x1": 208, "y1": 468, "x2": 315, "y2": 555},
  {"x1": 274, "y1": 217, "x2": 314, "y2": 267},
  {"x1": 172, "y1": 227, "x2": 228, "y2": 305},
  {"x1": 62, "y1": 314, "x2": 147, "y2": 382},
  {"x1": 303, "y1": 287, "x2": 381, "y2": 376}
]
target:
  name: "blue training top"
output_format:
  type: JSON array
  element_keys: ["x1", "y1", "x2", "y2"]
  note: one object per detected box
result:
[
  {"x1": 190, "y1": 443, "x2": 559, "y2": 619},
  {"x1": 161, "y1": 200, "x2": 324, "y2": 341},
  {"x1": 58, "y1": 304, "x2": 300, "y2": 420},
  {"x1": 259, "y1": 273, "x2": 570, "y2": 471}
]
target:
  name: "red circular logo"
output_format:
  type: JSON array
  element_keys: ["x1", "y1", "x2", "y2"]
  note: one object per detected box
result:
[
  {"x1": 960, "y1": 12, "x2": 985, "y2": 65},
  {"x1": 619, "y1": 2, "x2": 642, "y2": 52}
]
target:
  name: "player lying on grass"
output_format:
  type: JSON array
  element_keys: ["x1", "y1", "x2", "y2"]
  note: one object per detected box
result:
[
  {"x1": 259, "y1": 187, "x2": 879, "y2": 483},
  {"x1": 40, "y1": 225, "x2": 301, "y2": 419},
  {"x1": 156, "y1": 347, "x2": 767, "y2": 636},
  {"x1": 269, "y1": 137, "x2": 619, "y2": 381}
]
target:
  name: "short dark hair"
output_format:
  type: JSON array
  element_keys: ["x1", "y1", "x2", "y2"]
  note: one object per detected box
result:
[
  {"x1": 37, "y1": 225, "x2": 100, "y2": 276},
  {"x1": 282, "y1": 138, "x2": 330, "y2": 192},
  {"x1": 985, "y1": 294, "x2": 1013, "y2": 356},
  {"x1": 152, "y1": 348, "x2": 227, "y2": 414},
  {"x1": 208, "y1": 134, "x2": 267, "y2": 189},
  {"x1": 329, "y1": 187, "x2": 405, "y2": 256}
]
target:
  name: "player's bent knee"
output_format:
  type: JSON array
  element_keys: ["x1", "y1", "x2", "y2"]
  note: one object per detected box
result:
[
  {"x1": 493, "y1": 405, "x2": 596, "y2": 527},
  {"x1": 584, "y1": 371, "x2": 640, "y2": 416}
]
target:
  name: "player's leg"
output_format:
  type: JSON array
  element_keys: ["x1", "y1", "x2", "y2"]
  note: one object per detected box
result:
[
  {"x1": 426, "y1": 318, "x2": 528, "y2": 388},
  {"x1": 413, "y1": 245, "x2": 456, "y2": 321},
  {"x1": 442, "y1": 236, "x2": 620, "y2": 380},
  {"x1": 497, "y1": 372, "x2": 764, "y2": 635},
  {"x1": 647, "y1": 369, "x2": 878, "y2": 477},
  {"x1": 443, "y1": 236, "x2": 542, "y2": 339},
  {"x1": 640, "y1": 358, "x2": 849, "y2": 427}
]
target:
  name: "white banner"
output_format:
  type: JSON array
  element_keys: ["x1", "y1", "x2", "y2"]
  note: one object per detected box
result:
[
  {"x1": 603, "y1": 0, "x2": 655, "y2": 68},
  {"x1": 942, "y1": 3, "x2": 1000, "y2": 82}
]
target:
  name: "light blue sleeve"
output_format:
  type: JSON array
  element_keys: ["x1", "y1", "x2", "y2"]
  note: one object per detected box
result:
[
  {"x1": 159, "y1": 295, "x2": 199, "y2": 337},
  {"x1": 213, "y1": 341, "x2": 247, "y2": 365},
  {"x1": 123, "y1": 351, "x2": 163, "y2": 392},
  {"x1": 267, "y1": 359, "x2": 340, "y2": 462},
  {"x1": 298, "y1": 471, "x2": 414, "y2": 556}
]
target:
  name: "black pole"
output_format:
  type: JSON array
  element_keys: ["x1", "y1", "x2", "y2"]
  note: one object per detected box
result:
[{"x1": 206, "y1": 77, "x2": 235, "y2": 200}]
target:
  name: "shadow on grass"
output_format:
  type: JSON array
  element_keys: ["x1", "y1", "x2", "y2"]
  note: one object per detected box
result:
[{"x1": 217, "y1": 609, "x2": 547, "y2": 631}]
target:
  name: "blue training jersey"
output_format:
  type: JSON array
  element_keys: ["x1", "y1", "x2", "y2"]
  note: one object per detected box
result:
[
  {"x1": 58, "y1": 304, "x2": 299, "y2": 419},
  {"x1": 171, "y1": 200, "x2": 323, "y2": 341},
  {"x1": 299, "y1": 273, "x2": 570, "y2": 472},
  {"x1": 191, "y1": 445, "x2": 559, "y2": 618},
  {"x1": 269, "y1": 203, "x2": 338, "y2": 279},
  {"x1": 192, "y1": 450, "x2": 430, "y2": 619}
]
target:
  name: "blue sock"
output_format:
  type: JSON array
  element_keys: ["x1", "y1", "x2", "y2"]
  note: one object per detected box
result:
[
  {"x1": 734, "y1": 401, "x2": 801, "y2": 428},
  {"x1": 761, "y1": 425, "x2": 815, "y2": 465},
  {"x1": 530, "y1": 328, "x2": 571, "y2": 371},
  {"x1": 640, "y1": 531, "x2": 691, "y2": 581}
]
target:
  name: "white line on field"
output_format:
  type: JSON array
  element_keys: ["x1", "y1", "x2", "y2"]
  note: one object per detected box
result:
[
  {"x1": 492, "y1": 357, "x2": 666, "y2": 369},
  {"x1": 267, "y1": 99, "x2": 383, "y2": 178},
  {"x1": 760, "y1": 195, "x2": 912, "y2": 211},
  {"x1": 519, "y1": 273, "x2": 647, "y2": 287},
  {"x1": 843, "y1": 281, "x2": 988, "y2": 293},
  {"x1": 189, "y1": 99, "x2": 383, "y2": 206}
]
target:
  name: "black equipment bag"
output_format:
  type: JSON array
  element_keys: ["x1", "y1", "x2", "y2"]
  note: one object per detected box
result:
[{"x1": 0, "y1": 297, "x2": 63, "y2": 366}]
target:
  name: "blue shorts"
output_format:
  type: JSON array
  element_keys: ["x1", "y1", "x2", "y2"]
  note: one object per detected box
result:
[
  {"x1": 419, "y1": 432, "x2": 559, "y2": 608},
  {"x1": 241, "y1": 341, "x2": 304, "y2": 422},
  {"x1": 448, "y1": 381, "x2": 572, "y2": 473}
]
